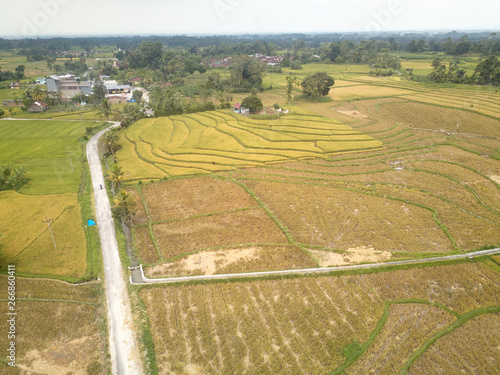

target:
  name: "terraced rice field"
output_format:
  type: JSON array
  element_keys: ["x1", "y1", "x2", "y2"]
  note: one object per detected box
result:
[{"x1": 116, "y1": 110, "x2": 382, "y2": 181}]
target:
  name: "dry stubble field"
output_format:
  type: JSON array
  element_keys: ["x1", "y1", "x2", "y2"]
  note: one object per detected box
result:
[
  {"x1": 0, "y1": 276, "x2": 107, "y2": 374},
  {"x1": 125, "y1": 79, "x2": 500, "y2": 374}
]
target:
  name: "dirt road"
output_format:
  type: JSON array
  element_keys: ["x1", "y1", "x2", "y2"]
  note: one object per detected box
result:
[{"x1": 87, "y1": 124, "x2": 143, "y2": 375}]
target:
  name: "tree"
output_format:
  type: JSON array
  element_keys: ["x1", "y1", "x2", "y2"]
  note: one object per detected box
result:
[
  {"x1": 241, "y1": 95, "x2": 263, "y2": 114},
  {"x1": 31, "y1": 85, "x2": 46, "y2": 102},
  {"x1": 0, "y1": 109, "x2": 4, "y2": 118},
  {"x1": 301, "y1": 72, "x2": 335, "y2": 98},
  {"x1": 103, "y1": 129, "x2": 119, "y2": 156},
  {"x1": 286, "y1": 75, "x2": 300, "y2": 105},
  {"x1": 229, "y1": 55, "x2": 264, "y2": 88},
  {"x1": 132, "y1": 90, "x2": 143, "y2": 103},
  {"x1": 0, "y1": 164, "x2": 29, "y2": 191},
  {"x1": 474, "y1": 56, "x2": 500, "y2": 85},
  {"x1": 106, "y1": 163, "x2": 124, "y2": 193},
  {"x1": 431, "y1": 58, "x2": 443, "y2": 69},
  {"x1": 46, "y1": 57, "x2": 56, "y2": 70},
  {"x1": 92, "y1": 79, "x2": 107, "y2": 103},
  {"x1": 112, "y1": 189, "x2": 136, "y2": 223},
  {"x1": 15, "y1": 65, "x2": 25, "y2": 79},
  {"x1": 138, "y1": 41, "x2": 163, "y2": 69},
  {"x1": 97, "y1": 100, "x2": 116, "y2": 121}
]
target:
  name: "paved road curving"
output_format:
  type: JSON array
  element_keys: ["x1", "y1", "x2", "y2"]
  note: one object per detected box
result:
[
  {"x1": 87, "y1": 124, "x2": 143, "y2": 375},
  {"x1": 131, "y1": 248, "x2": 500, "y2": 285}
]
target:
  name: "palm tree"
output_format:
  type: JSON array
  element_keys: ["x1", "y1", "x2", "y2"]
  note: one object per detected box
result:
[
  {"x1": 97, "y1": 100, "x2": 116, "y2": 121},
  {"x1": 103, "y1": 129, "x2": 119, "y2": 156},
  {"x1": 106, "y1": 163, "x2": 125, "y2": 193},
  {"x1": 31, "y1": 86, "x2": 46, "y2": 102},
  {"x1": 112, "y1": 189, "x2": 136, "y2": 223}
]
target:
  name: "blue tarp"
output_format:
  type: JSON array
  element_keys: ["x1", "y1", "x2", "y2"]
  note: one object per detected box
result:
[{"x1": 87, "y1": 219, "x2": 96, "y2": 226}]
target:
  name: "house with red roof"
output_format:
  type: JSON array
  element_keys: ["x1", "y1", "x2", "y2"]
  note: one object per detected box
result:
[{"x1": 233, "y1": 102, "x2": 249, "y2": 114}]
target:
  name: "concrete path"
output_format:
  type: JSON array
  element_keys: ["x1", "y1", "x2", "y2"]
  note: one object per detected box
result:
[
  {"x1": 131, "y1": 248, "x2": 500, "y2": 285},
  {"x1": 87, "y1": 124, "x2": 143, "y2": 375}
]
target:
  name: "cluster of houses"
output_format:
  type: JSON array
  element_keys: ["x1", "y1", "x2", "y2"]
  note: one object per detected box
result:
[
  {"x1": 206, "y1": 54, "x2": 284, "y2": 69},
  {"x1": 206, "y1": 56, "x2": 233, "y2": 69},
  {"x1": 249, "y1": 53, "x2": 283, "y2": 66}
]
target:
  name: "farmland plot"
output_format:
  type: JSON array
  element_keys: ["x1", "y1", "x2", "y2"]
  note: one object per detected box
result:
[
  {"x1": 116, "y1": 110, "x2": 382, "y2": 180},
  {"x1": 140, "y1": 262, "x2": 500, "y2": 374},
  {"x1": 0, "y1": 276, "x2": 106, "y2": 374}
]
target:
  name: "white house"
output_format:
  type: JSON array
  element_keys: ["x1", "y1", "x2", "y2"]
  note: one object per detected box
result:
[{"x1": 233, "y1": 102, "x2": 250, "y2": 114}]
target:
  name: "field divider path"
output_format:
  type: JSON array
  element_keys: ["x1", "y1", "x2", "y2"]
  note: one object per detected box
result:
[
  {"x1": 131, "y1": 248, "x2": 500, "y2": 285},
  {"x1": 87, "y1": 123, "x2": 144, "y2": 375}
]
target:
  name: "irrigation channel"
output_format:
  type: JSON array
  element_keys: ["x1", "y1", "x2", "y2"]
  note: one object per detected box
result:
[{"x1": 130, "y1": 248, "x2": 500, "y2": 285}]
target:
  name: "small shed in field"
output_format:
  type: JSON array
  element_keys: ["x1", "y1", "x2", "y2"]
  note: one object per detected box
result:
[{"x1": 28, "y1": 101, "x2": 49, "y2": 113}]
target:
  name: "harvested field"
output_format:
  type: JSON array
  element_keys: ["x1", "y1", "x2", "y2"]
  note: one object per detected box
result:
[
  {"x1": 376, "y1": 101, "x2": 500, "y2": 137},
  {"x1": 0, "y1": 276, "x2": 105, "y2": 374},
  {"x1": 140, "y1": 262, "x2": 500, "y2": 374},
  {"x1": 364, "y1": 263, "x2": 500, "y2": 314},
  {"x1": 243, "y1": 180, "x2": 453, "y2": 253},
  {"x1": 140, "y1": 177, "x2": 258, "y2": 221},
  {"x1": 153, "y1": 208, "x2": 288, "y2": 260},
  {"x1": 347, "y1": 304, "x2": 455, "y2": 374},
  {"x1": 140, "y1": 276, "x2": 384, "y2": 374},
  {"x1": 408, "y1": 312, "x2": 500, "y2": 374}
]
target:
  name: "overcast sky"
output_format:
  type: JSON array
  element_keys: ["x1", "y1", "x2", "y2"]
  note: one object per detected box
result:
[{"x1": 1, "y1": 0, "x2": 499, "y2": 38}]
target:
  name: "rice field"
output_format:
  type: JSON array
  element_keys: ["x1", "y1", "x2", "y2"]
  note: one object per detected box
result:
[
  {"x1": 115, "y1": 110, "x2": 383, "y2": 181},
  {"x1": 131, "y1": 84, "x2": 500, "y2": 281},
  {"x1": 139, "y1": 262, "x2": 500, "y2": 375},
  {"x1": 130, "y1": 177, "x2": 316, "y2": 275},
  {"x1": 0, "y1": 119, "x2": 99, "y2": 278},
  {"x1": 0, "y1": 119, "x2": 95, "y2": 195},
  {"x1": 0, "y1": 191, "x2": 87, "y2": 277},
  {"x1": 0, "y1": 276, "x2": 107, "y2": 374}
]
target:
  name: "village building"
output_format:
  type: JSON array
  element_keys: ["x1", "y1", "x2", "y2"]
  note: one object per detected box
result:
[
  {"x1": 46, "y1": 74, "x2": 93, "y2": 100},
  {"x1": 130, "y1": 77, "x2": 142, "y2": 85},
  {"x1": 103, "y1": 80, "x2": 131, "y2": 95},
  {"x1": 233, "y1": 102, "x2": 250, "y2": 114},
  {"x1": 36, "y1": 77, "x2": 46, "y2": 85},
  {"x1": 28, "y1": 101, "x2": 48, "y2": 113}
]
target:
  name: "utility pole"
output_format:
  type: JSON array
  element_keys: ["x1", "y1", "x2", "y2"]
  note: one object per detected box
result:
[
  {"x1": 68, "y1": 150, "x2": 74, "y2": 173},
  {"x1": 42, "y1": 217, "x2": 57, "y2": 249}
]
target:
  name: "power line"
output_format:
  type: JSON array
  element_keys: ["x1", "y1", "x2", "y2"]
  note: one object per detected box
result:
[{"x1": 42, "y1": 217, "x2": 57, "y2": 249}]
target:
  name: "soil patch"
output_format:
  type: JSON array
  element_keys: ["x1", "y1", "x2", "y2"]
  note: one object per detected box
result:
[
  {"x1": 310, "y1": 246, "x2": 392, "y2": 267},
  {"x1": 147, "y1": 247, "x2": 258, "y2": 277},
  {"x1": 18, "y1": 335, "x2": 99, "y2": 375},
  {"x1": 336, "y1": 110, "x2": 367, "y2": 119}
]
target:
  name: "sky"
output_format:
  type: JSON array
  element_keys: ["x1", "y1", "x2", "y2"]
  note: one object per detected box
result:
[{"x1": 0, "y1": 0, "x2": 499, "y2": 38}]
